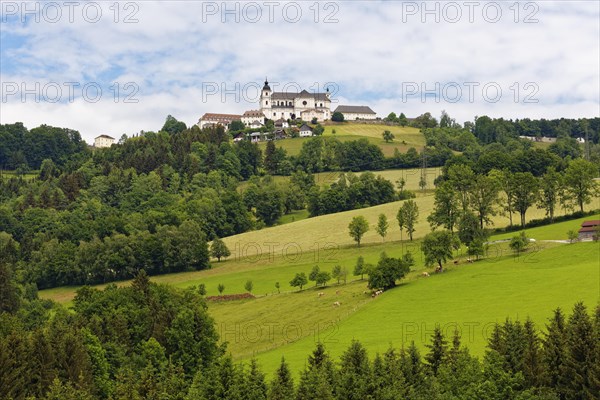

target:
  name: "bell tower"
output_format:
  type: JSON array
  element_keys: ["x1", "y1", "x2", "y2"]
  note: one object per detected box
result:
[{"x1": 260, "y1": 78, "x2": 272, "y2": 110}]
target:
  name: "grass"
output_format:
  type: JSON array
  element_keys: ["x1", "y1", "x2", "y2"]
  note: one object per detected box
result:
[
  {"x1": 277, "y1": 209, "x2": 309, "y2": 225},
  {"x1": 37, "y1": 188, "x2": 600, "y2": 376},
  {"x1": 251, "y1": 239, "x2": 600, "y2": 377},
  {"x1": 257, "y1": 124, "x2": 425, "y2": 157}
]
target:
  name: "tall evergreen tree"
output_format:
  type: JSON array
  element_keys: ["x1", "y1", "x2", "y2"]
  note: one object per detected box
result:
[
  {"x1": 245, "y1": 358, "x2": 267, "y2": 400},
  {"x1": 542, "y1": 308, "x2": 567, "y2": 393},
  {"x1": 336, "y1": 340, "x2": 372, "y2": 400},
  {"x1": 296, "y1": 343, "x2": 336, "y2": 400},
  {"x1": 522, "y1": 318, "x2": 543, "y2": 389},
  {"x1": 425, "y1": 326, "x2": 448, "y2": 376},
  {"x1": 268, "y1": 357, "x2": 294, "y2": 400},
  {"x1": 561, "y1": 302, "x2": 597, "y2": 400}
]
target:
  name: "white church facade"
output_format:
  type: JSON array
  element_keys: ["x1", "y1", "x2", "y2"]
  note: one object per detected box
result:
[{"x1": 259, "y1": 79, "x2": 331, "y2": 122}]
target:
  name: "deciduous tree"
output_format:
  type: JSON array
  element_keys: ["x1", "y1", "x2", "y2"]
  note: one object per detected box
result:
[{"x1": 348, "y1": 216, "x2": 369, "y2": 247}]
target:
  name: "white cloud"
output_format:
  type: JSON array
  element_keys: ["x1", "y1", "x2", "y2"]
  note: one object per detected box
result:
[{"x1": 1, "y1": 0, "x2": 598, "y2": 143}]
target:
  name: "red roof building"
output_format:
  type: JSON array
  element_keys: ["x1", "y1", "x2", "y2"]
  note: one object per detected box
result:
[{"x1": 578, "y1": 220, "x2": 600, "y2": 240}]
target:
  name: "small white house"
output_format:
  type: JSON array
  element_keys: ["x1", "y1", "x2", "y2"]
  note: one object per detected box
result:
[
  {"x1": 334, "y1": 105, "x2": 377, "y2": 120},
  {"x1": 299, "y1": 123, "x2": 313, "y2": 137},
  {"x1": 94, "y1": 135, "x2": 115, "y2": 148}
]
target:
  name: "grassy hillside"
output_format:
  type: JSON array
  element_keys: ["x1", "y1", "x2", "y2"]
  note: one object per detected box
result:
[
  {"x1": 257, "y1": 124, "x2": 425, "y2": 157},
  {"x1": 252, "y1": 240, "x2": 600, "y2": 376}
]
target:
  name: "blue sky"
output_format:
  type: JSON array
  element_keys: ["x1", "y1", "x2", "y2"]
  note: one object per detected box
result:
[{"x1": 1, "y1": 1, "x2": 599, "y2": 143}]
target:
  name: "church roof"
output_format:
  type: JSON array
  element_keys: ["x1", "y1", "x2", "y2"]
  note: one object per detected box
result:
[
  {"x1": 262, "y1": 79, "x2": 271, "y2": 91},
  {"x1": 334, "y1": 105, "x2": 376, "y2": 114},
  {"x1": 271, "y1": 91, "x2": 329, "y2": 101},
  {"x1": 271, "y1": 92, "x2": 297, "y2": 100}
]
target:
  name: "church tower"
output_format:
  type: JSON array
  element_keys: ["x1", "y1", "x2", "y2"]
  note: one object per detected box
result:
[{"x1": 260, "y1": 78, "x2": 272, "y2": 111}]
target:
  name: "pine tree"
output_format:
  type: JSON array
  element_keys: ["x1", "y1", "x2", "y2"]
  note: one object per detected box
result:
[
  {"x1": 503, "y1": 319, "x2": 526, "y2": 374},
  {"x1": 372, "y1": 347, "x2": 408, "y2": 400},
  {"x1": 268, "y1": 357, "x2": 294, "y2": 400},
  {"x1": 296, "y1": 343, "x2": 336, "y2": 400},
  {"x1": 437, "y1": 333, "x2": 482, "y2": 398},
  {"x1": 245, "y1": 359, "x2": 267, "y2": 400},
  {"x1": 425, "y1": 325, "x2": 448, "y2": 376},
  {"x1": 522, "y1": 318, "x2": 543, "y2": 389},
  {"x1": 561, "y1": 302, "x2": 597, "y2": 400},
  {"x1": 43, "y1": 378, "x2": 95, "y2": 400},
  {"x1": 400, "y1": 342, "x2": 424, "y2": 390},
  {"x1": 336, "y1": 340, "x2": 372, "y2": 399}
]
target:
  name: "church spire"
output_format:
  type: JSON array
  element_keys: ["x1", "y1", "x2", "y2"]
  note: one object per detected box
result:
[{"x1": 262, "y1": 77, "x2": 271, "y2": 91}]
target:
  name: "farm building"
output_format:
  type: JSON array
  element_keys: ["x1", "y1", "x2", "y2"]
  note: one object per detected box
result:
[
  {"x1": 578, "y1": 220, "x2": 600, "y2": 240},
  {"x1": 197, "y1": 113, "x2": 242, "y2": 131}
]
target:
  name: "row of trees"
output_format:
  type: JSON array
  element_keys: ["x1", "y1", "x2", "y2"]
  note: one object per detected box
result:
[
  {"x1": 289, "y1": 251, "x2": 414, "y2": 292},
  {"x1": 430, "y1": 158, "x2": 598, "y2": 232}
]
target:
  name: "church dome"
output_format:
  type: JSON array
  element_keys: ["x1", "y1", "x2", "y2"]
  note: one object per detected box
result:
[{"x1": 262, "y1": 79, "x2": 271, "y2": 91}]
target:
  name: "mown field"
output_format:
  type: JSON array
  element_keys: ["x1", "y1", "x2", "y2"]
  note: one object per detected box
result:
[{"x1": 257, "y1": 123, "x2": 425, "y2": 157}]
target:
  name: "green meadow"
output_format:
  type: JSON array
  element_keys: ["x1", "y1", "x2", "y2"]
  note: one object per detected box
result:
[{"x1": 257, "y1": 123, "x2": 425, "y2": 157}]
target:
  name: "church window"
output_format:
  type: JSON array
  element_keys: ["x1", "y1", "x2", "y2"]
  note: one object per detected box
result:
[{"x1": 302, "y1": 100, "x2": 307, "y2": 106}]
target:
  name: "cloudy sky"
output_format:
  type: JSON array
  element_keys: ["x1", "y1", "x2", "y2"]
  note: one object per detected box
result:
[{"x1": 1, "y1": 1, "x2": 599, "y2": 143}]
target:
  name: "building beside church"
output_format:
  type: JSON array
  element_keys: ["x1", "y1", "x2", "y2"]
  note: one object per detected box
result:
[
  {"x1": 94, "y1": 135, "x2": 115, "y2": 148},
  {"x1": 334, "y1": 105, "x2": 377, "y2": 120},
  {"x1": 259, "y1": 79, "x2": 331, "y2": 122},
  {"x1": 197, "y1": 113, "x2": 242, "y2": 131},
  {"x1": 241, "y1": 110, "x2": 265, "y2": 127}
]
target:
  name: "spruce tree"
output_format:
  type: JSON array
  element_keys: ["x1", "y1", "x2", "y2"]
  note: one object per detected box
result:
[
  {"x1": 245, "y1": 359, "x2": 267, "y2": 400},
  {"x1": 372, "y1": 347, "x2": 408, "y2": 400},
  {"x1": 296, "y1": 343, "x2": 336, "y2": 400},
  {"x1": 561, "y1": 302, "x2": 597, "y2": 400},
  {"x1": 336, "y1": 340, "x2": 372, "y2": 399},
  {"x1": 542, "y1": 308, "x2": 567, "y2": 391},
  {"x1": 400, "y1": 342, "x2": 424, "y2": 390},
  {"x1": 425, "y1": 325, "x2": 448, "y2": 376},
  {"x1": 522, "y1": 318, "x2": 543, "y2": 389},
  {"x1": 268, "y1": 357, "x2": 294, "y2": 400}
]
